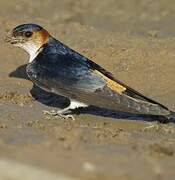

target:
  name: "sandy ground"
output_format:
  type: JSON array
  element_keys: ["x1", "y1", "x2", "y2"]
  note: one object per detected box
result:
[{"x1": 0, "y1": 0, "x2": 175, "y2": 179}]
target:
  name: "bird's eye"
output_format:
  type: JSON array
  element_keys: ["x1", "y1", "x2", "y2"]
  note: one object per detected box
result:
[{"x1": 25, "y1": 31, "x2": 33, "y2": 38}]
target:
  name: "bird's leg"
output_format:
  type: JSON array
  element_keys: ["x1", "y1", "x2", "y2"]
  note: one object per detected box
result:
[
  {"x1": 43, "y1": 99, "x2": 88, "y2": 120},
  {"x1": 43, "y1": 107, "x2": 72, "y2": 118},
  {"x1": 55, "y1": 107, "x2": 75, "y2": 120}
]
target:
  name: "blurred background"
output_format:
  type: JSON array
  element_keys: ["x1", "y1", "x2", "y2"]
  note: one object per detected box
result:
[
  {"x1": 2, "y1": 0, "x2": 175, "y2": 36},
  {"x1": 0, "y1": 0, "x2": 175, "y2": 180}
]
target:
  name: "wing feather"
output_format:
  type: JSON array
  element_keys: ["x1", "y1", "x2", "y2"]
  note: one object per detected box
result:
[
  {"x1": 88, "y1": 60, "x2": 168, "y2": 110},
  {"x1": 26, "y1": 39, "x2": 169, "y2": 114}
]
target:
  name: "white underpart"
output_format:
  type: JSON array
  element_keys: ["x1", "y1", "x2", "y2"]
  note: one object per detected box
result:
[
  {"x1": 15, "y1": 42, "x2": 40, "y2": 63},
  {"x1": 69, "y1": 99, "x2": 88, "y2": 110}
]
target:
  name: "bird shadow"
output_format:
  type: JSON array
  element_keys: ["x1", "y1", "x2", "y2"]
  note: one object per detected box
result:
[{"x1": 9, "y1": 64, "x2": 170, "y2": 123}]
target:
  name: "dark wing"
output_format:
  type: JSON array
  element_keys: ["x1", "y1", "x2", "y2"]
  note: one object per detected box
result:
[
  {"x1": 26, "y1": 51, "x2": 106, "y2": 94},
  {"x1": 26, "y1": 44, "x2": 170, "y2": 116},
  {"x1": 88, "y1": 60, "x2": 169, "y2": 110}
]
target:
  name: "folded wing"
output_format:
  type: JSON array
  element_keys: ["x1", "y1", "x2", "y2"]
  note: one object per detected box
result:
[{"x1": 26, "y1": 48, "x2": 171, "y2": 116}]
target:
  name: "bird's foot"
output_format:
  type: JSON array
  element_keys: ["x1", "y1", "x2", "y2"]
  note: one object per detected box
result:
[
  {"x1": 43, "y1": 109, "x2": 75, "y2": 120},
  {"x1": 42, "y1": 99, "x2": 87, "y2": 121},
  {"x1": 57, "y1": 113, "x2": 75, "y2": 120}
]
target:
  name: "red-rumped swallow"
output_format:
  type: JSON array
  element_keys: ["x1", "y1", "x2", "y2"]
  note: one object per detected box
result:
[{"x1": 5, "y1": 23, "x2": 175, "y2": 121}]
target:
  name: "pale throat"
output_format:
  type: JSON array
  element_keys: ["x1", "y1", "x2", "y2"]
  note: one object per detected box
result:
[{"x1": 16, "y1": 42, "x2": 41, "y2": 63}]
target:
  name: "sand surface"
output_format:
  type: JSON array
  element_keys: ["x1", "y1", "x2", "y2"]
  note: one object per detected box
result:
[{"x1": 0, "y1": 0, "x2": 175, "y2": 179}]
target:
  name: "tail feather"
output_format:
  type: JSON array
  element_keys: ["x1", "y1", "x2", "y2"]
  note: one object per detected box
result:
[
  {"x1": 166, "y1": 112, "x2": 175, "y2": 121},
  {"x1": 146, "y1": 112, "x2": 175, "y2": 123}
]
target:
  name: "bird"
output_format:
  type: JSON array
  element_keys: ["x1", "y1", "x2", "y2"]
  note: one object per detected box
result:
[{"x1": 5, "y1": 23, "x2": 175, "y2": 121}]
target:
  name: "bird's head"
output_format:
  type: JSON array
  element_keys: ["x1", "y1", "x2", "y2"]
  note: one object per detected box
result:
[{"x1": 5, "y1": 23, "x2": 50, "y2": 62}]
